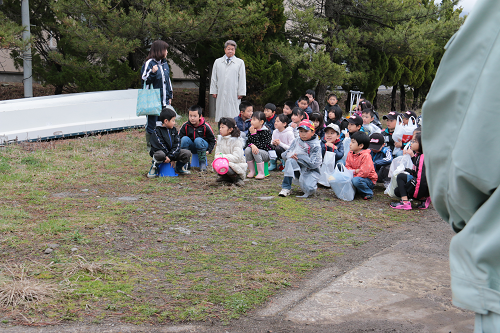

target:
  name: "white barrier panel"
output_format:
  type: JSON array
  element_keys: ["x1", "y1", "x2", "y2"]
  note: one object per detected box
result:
[{"x1": 0, "y1": 89, "x2": 145, "y2": 143}]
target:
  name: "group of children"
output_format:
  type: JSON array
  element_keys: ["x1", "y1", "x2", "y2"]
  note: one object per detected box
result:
[{"x1": 147, "y1": 93, "x2": 429, "y2": 210}]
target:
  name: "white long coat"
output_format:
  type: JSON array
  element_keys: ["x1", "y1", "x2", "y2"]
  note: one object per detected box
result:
[{"x1": 210, "y1": 56, "x2": 246, "y2": 121}]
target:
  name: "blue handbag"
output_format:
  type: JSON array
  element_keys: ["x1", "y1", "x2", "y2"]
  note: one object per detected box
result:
[{"x1": 136, "y1": 82, "x2": 161, "y2": 117}]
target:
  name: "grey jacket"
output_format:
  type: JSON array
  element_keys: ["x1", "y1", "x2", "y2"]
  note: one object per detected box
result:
[{"x1": 422, "y1": 0, "x2": 500, "y2": 315}]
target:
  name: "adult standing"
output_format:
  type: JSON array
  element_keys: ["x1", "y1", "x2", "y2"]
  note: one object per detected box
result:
[
  {"x1": 210, "y1": 40, "x2": 246, "y2": 122},
  {"x1": 141, "y1": 40, "x2": 173, "y2": 150},
  {"x1": 422, "y1": 0, "x2": 500, "y2": 331}
]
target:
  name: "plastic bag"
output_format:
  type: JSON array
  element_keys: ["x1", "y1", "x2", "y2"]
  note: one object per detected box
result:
[
  {"x1": 387, "y1": 147, "x2": 413, "y2": 178},
  {"x1": 318, "y1": 151, "x2": 336, "y2": 187},
  {"x1": 298, "y1": 167, "x2": 320, "y2": 197},
  {"x1": 339, "y1": 131, "x2": 350, "y2": 165},
  {"x1": 393, "y1": 115, "x2": 417, "y2": 144},
  {"x1": 329, "y1": 165, "x2": 355, "y2": 201},
  {"x1": 283, "y1": 158, "x2": 300, "y2": 178},
  {"x1": 384, "y1": 152, "x2": 413, "y2": 196},
  {"x1": 136, "y1": 82, "x2": 161, "y2": 116}
]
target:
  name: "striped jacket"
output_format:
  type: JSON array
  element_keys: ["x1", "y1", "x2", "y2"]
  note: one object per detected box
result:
[{"x1": 141, "y1": 58, "x2": 173, "y2": 107}]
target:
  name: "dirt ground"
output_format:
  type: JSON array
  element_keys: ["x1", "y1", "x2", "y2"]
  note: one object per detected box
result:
[{"x1": 1, "y1": 209, "x2": 474, "y2": 332}]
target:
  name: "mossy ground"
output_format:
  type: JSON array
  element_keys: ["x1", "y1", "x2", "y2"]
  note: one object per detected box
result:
[{"x1": 0, "y1": 123, "x2": 427, "y2": 326}]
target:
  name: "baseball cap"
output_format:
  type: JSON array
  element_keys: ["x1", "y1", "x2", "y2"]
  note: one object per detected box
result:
[
  {"x1": 369, "y1": 133, "x2": 385, "y2": 150},
  {"x1": 264, "y1": 103, "x2": 276, "y2": 111},
  {"x1": 402, "y1": 110, "x2": 417, "y2": 119},
  {"x1": 383, "y1": 111, "x2": 400, "y2": 120},
  {"x1": 347, "y1": 114, "x2": 363, "y2": 126},
  {"x1": 325, "y1": 123, "x2": 340, "y2": 134},
  {"x1": 298, "y1": 120, "x2": 315, "y2": 131}
]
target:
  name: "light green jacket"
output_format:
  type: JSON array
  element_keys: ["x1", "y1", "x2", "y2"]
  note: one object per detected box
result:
[{"x1": 422, "y1": 0, "x2": 500, "y2": 315}]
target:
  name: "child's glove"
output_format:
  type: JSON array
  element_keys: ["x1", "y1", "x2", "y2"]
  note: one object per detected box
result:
[{"x1": 404, "y1": 168, "x2": 416, "y2": 177}]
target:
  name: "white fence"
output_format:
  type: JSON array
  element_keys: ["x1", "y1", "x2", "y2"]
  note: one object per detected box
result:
[{"x1": 0, "y1": 89, "x2": 145, "y2": 143}]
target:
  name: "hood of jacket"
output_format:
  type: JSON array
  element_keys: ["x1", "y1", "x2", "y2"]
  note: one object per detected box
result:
[{"x1": 186, "y1": 117, "x2": 206, "y2": 129}]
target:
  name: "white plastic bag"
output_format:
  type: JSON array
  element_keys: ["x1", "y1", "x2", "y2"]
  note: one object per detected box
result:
[
  {"x1": 340, "y1": 130, "x2": 350, "y2": 165},
  {"x1": 393, "y1": 115, "x2": 417, "y2": 145},
  {"x1": 283, "y1": 158, "x2": 300, "y2": 178},
  {"x1": 384, "y1": 151, "x2": 413, "y2": 197},
  {"x1": 318, "y1": 151, "x2": 336, "y2": 187},
  {"x1": 329, "y1": 165, "x2": 355, "y2": 201},
  {"x1": 387, "y1": 146, "x2": 413, "y2": 178}
]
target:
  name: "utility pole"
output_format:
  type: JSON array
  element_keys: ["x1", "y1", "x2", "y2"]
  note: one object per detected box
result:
[{"x1": 21, "y1": 0, "x2": 33, "y2": 98}]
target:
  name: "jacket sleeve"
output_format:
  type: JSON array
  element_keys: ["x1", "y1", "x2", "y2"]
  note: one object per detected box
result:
[
  {"x1": 150, "y1": 128, "x2": 167, "y2": 154},
  {"x1": 205, "y1": 123, "x2": 217, "y2": 153},
  {"x1": 310, "y1": 145, "x2": 323, "y2": 169},
  {"x1": 282, "y1": 139, "x2": 297, "y2": 163},
  {"x1": 178, "y1": 122, "x2": 188, "y2": 139},
  {"x1": 355, "y1": 153, "x2": 376, "y2": 178},
  {"x1": 222, "y1": 139, "x2": 244, "y2": 163},
  {"x1": 141, "y1": 60, "x2": 157, "y2": 86},
  {"x1": 335, "y1": 142, "x2": 344, "y2": 161},
  {"x1": 210, "y1": 61, "x2": 218, "y2": 95},
  {"x1": 373, "y1": 148, "x2": 393, "y2": 166},
  {"x1": 167, "y1": 128, "x2": 181, "y2": 160},
  {"x1": 164, "y1": 65, "x2": 173, "y2": 100},
  {"x1": 345, "y1": 152, "x2": 354, "y2": 171},
  {"x1": 238, "y1": 60, "x2": 246, "y2": 96},
  {"x1": 321, "y1": 142, "x2": 326, "y2": 157}
]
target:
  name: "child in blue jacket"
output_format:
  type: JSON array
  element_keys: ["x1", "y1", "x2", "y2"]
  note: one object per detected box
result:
[{"x1": 369, "y1": 133, "x2": 393, "y2": 183}]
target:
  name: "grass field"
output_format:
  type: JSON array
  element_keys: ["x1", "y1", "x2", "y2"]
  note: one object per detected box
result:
[{"x1": 0, "y1": 126, "x2": 426, "y2": 326}]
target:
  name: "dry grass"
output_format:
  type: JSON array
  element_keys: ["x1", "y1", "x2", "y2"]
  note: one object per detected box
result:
[
  {"x1": 0, "y1": 264, "x2": 57, "y2": 307},
  {"x1": 250, "y1": 270, "x2": 292, "y2": 285},
  {"x1": 63, "y1": 255, "x2": 112, "y2": 278}
]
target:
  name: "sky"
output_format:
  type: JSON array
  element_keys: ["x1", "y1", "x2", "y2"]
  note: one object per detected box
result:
[{"x1": 457, "y1": 0, "x2": 478, "y2": 15}]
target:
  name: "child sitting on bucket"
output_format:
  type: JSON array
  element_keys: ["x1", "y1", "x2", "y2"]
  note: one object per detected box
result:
[{"x1": 148, "y1": 107, "x2": 192, "y2": 177}]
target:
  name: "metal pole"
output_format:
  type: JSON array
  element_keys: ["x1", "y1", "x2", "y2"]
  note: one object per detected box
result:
[{"x1": 21, "y1": 0, "x2": 33, "y2": 98}]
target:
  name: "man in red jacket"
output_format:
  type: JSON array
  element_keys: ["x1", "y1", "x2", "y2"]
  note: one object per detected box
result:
[{"x1": 345, "y1": 131, "x2": 378, "y2": 200}]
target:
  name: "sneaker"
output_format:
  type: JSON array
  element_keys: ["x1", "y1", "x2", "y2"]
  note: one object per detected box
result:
[
  {"x1": 279, "y1": 189, "x2": 291, "y2": 197},
  {"x1": 176, "y1": 169, "x2": 191, "y2": 175},
  {"x1": 147, "y1": 162, "x2": 159, "y2": 178},
  {"x1": 390, "y1": 200, "x2": 412, "y2": 210},
  {"x1": 200, "y1": 164, "x2": 207, "y2": 172},
  {"x1": 417, "y1": 197, "x2": 432, "y2": 209},
  {"x1": 233, "y1": 178, "x2": 245, "y2": 187},
  {"x1": 363, "y1": 195, "x2": 373, "y2": 200},
  {"x1": 175, "y1": 164, "x2": 191, "y2": 175},
  {"x1": 215, "y1": 175, "x2": 227, "y2": 182}
]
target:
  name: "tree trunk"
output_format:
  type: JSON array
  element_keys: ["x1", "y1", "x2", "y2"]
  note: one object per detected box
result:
[
  {"x1": 373, "y1": 90, "x2": 378, "y2": 110},
  {"x1": 412, "y1": 87, "x2": 420, "y2": 110},
  {"x1": 198, "y1": 67, "x2": 207, "y2": 111},
  {"x1": 345, "y1": 89, "x2": 351, "y2": 115},
  {"x1": 316, "y1": 82, "x2": 327, "y2": 112},
  {"x1": 54, "y1": 85, "x2": 64, "y2": 95},
  {"x1": 391, "y1": 85, "x2": 397, "y2": 111},
  {"x1": 399, "y1": 82, "x2": 406, "y2": 111}
]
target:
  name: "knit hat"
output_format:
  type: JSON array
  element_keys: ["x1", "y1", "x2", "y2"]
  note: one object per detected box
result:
[
  {"x1": 298, "y1": 120, "x2": 315, "y2": 131},
  {"x1": 264, "y1": 103, "x2": 276, "y2": 111},
  {"x1": 325, "y1": 123, "x2": 340, "y2": 134}
]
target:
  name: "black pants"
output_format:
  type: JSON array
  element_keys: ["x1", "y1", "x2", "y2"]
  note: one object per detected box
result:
[
  {"x1": 376, "y1": 165, "x2": 390, "y2": 183},
  {"x1": 394, "y1": 173, "x2": 414, "y2": 198},
  {"x1": 275, "y1": 145, "x2": 286, "y2": 159},
  {"x1": 152, "y1": 149, "x2": 191, "y2": 164}
]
